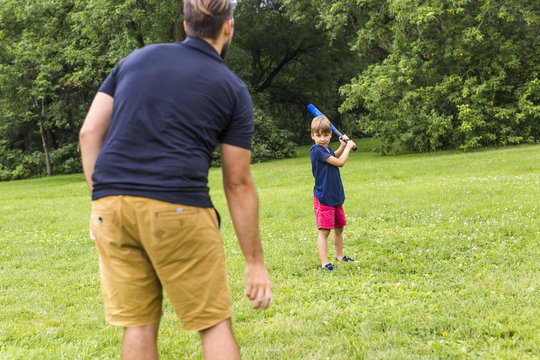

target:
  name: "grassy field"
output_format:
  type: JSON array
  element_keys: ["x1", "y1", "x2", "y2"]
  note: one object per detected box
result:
[{"x1": 0, "y1": 142, "x2": 538, "y2": 359}]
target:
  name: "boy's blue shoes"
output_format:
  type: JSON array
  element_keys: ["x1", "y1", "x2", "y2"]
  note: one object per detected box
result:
[
  {"x1": 320, "y1": 263, "x2": 334, "y2": 271},
  {"x1": 337, "y1": 255, "x2": 358, "y2": 263},
  {"x1": 320, "y1": 257, "x2": 357, "y2": 270}
]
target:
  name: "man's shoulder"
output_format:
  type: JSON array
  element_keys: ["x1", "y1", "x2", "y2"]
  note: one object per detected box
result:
[{"x1": 120, "y1": 43, "x2": 174, "y2": 65}]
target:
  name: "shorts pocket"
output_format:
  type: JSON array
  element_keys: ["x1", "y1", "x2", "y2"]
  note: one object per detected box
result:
[
  {"x1": 91, "y1": 210, "x2": 118, "y2": 226},
  {"x1": 153, "y1": 207, "x2": 200, "y2": 229},
  {"x1": 91, "y1": 208, "x2": 122, "y2": 242}
]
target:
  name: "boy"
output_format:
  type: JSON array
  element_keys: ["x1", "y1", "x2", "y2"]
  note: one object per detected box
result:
[{"x1": 310, "y1": 115, "x2": 358, "y2": 271}]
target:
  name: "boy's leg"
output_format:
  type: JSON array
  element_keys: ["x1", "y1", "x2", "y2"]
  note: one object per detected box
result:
[
  {"x1": 199, "y1": 318, "x2": 240, "y2": 360},
  {"x1": 317, "y1": 228, "x2": 331, "y2": 266},
  {"x1": 333, "y1": 227, "x2": 344, "y2": 260},
  {"x1": 122, "y1": 322, "x2": 160, "y2": 360}
]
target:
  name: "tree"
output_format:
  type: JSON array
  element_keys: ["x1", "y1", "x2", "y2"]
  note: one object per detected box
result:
[
  {"x1": 0, "y1": 0, "x2": 306, "y2": 179},
  {"x1": 0, "y1": 0, "x2": 78, "y2": 177},
  {"x1": 0, "y1": 0, "x2": 182, "y2": 179},
  {"x1": 328, "y1": 0, "x2": 540, "y2": 153},
  {"x1": 228, "y1": 0, "x2": 360, "y2": 143}
]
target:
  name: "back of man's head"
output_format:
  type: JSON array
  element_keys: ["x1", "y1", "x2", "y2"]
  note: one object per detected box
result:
[{"x1": 184, "y1": 0, "x2": 233, "y2": 40}]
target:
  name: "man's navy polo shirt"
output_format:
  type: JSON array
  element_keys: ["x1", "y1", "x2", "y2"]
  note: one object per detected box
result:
[
  {"x1": 92, "y1": 37, "x2": 254, "y2": 207},
  {"x1": 310, "y1": 145, "x2": 345, "y2": 206}
]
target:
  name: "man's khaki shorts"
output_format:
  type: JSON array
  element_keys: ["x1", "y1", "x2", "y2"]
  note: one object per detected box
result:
[{"x1": 91, "y1": 195, "x2": 232, "y2": 331}]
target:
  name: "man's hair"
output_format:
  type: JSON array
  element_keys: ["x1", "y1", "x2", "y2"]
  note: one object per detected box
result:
[
  {"x1": 311, "y1": 116, "x2": 332, "y2": 135},
  {"x1": 184, "y1": 0, "x2": 233, "y2": 40}
]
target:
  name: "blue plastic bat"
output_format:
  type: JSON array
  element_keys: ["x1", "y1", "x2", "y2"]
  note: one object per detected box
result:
[{"x1": 307, "y1": 104, "x2": 357, "y2": 151}]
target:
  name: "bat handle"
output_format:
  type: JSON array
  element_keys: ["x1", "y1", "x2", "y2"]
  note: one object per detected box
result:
[{"x1": 333, "y1": 128, "x2": 358, "y2": 152}]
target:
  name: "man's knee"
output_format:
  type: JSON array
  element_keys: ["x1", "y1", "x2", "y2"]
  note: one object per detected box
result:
[
  {"x1": 124, "y1": 322, "x2": 160, "y2": 340},
  {"x1": 200, "y1": 318, "x2": 232, "y2": 336}
]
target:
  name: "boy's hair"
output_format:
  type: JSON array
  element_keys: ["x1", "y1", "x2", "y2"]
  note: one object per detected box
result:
[
  {"x1": 311, "y1": 116, "x2": 332, "y2": 135},
  {"x1": 184, "y1": 0, "x2": 233, "y2": 40}
]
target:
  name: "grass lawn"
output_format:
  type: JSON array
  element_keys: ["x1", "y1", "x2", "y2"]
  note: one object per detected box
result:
[{"x1": 0, "y1": 142, "x2": 538, "y2": 359}]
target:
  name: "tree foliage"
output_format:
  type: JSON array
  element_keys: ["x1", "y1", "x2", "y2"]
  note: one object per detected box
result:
[
  {"x1": 227, "y1": 0, "x2": 359, "y2": 143},
  {"x1": 326, "y1": 0, "x2": 540, "y2": 153},
  {"x1": 0, "y1": 0, "x2": 181, "y2": 180},
  {"x1": 211, "y1": 107, "x2": 297, "y2": 167},
  {"x1": 1, "y1": 0, "x2": 538, "y2": 179},
  {"x1": 0, "y1": 0, "x2": 307, "y2": 180}
]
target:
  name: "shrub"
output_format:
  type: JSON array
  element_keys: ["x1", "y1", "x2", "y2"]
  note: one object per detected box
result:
[
  {"x1": 0, "y1": 151, "x2": 45, "y2": 181},
  {"x1": 50, "y1": 143, "x2": 82, "y2": 175},
  {"x1": 0, "y1": 143, "x2": 81, "y2": 181},
  {"x1": 212, "y1": 108, "x2": 297, "y2": 166}
]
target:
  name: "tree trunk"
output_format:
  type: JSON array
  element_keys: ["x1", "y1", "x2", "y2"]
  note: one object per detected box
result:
[
  {"x1": 174, "y1": 0, "x2": 186, "y2": 42},
  {"x1": 38, "y1": 98, "x2": 52, "y2": 177},
  {"x1": 39, "y1": 122, "x2": 52, "y2": 177}
]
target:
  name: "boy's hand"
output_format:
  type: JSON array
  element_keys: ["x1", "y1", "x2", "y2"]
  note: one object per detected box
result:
[
  {"x1": 339, "y1": 135, "x2": 350, "y2": 146},
  {"x1": 346, "y1": 139, "x2": 356, "y2": 149}
]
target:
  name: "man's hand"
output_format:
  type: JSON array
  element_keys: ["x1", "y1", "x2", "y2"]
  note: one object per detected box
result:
[{"x1": 245, "y1": 262, "x2": 273, "y2": 309}]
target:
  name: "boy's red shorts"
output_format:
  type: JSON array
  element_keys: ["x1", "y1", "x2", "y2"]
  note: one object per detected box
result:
[{"x1": 313, "y1": 195, "x2": 347, "y2": 229}]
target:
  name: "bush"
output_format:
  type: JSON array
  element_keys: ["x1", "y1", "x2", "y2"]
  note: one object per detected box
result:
[
  {"x1": 338, "y1": 2, "x2": 540, "y2": 154},
  {"x1": 251, "y1": 108, "x2": 297, "y2": 162},
  {"x1": 50, "y1": 143, "x2": 82, "y2": 175},
  {"x1": 0, "y1": 143, "x2": 82, "y2": 181},
  {"x1": 212, "y1": 108, "x2": 297, "y2": 166},
  {"x1": 0, "y1": 149, "x2": 45, "y2": 181}
]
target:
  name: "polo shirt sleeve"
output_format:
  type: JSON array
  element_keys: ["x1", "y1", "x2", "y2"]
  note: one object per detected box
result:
[
  {"x1": 219, "y1": 85, "x2": 254, "y2": 150},
  {"x1": 314, "y1": 146, "x2": 332, "y2": 162},
  {"x1": 98, "y1": 67, "x2": 119, "y2": 97}
]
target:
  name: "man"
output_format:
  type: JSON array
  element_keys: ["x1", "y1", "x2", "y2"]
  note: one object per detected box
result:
[{"x1": 79, "y1": 0, "x2": 272, "y2": 359}]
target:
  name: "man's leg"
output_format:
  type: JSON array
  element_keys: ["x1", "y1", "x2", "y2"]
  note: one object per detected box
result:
[
  {"x1": 122, "y1": 322, "x2": 160, "y2": 360},
  {"x1": 333, "y1": 227, "x2": 344, "y2": 260},
  {"x1": 199, "y1": 318, "x2": 240, "y2": 360},
  {"x1": 317, "y1": 228, "x2": 331, "y2": 266}
]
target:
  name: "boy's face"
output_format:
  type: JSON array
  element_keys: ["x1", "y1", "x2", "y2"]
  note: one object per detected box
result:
[{"x1": 311, "y1": 131, "x2": 332, "y2": 147}]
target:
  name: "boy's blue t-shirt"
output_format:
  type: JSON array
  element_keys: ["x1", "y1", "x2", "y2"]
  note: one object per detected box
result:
[
  {"x1": 91, "y1": 37, "x2": 254, "y2": 208},
  {"x1": 310, "y1": 145, "x2": 345, "y2": 206}
]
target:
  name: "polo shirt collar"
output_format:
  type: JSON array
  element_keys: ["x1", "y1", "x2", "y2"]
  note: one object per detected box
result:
[{"x1": 181, "y1": 37, "x2": 224, "y2": 62}]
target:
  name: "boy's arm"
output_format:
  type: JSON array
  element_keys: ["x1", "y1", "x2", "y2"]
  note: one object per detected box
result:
[
  {"x1": 333, "y1": 135, "x2": 349, "y2": 158},
  {"x1": 325, "y1": 140, "x2": 356, "y2": 167}
]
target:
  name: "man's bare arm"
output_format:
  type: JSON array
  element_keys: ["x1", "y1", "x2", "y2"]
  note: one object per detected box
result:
[
  {"x1": 221, "y1": 144, "x2": 272, "y2": 309},
  {"x1": 79, "y1": 92, "x2": 113, "y2": 193}
]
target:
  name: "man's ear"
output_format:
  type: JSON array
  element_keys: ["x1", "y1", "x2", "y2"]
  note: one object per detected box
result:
[{"x1": 223, "y1": 18, "x2": 233, "y2": 37}]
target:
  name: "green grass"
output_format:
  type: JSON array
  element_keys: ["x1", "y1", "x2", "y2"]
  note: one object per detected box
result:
[{"x1": 1, "y1": 143, "x2": 538, "y2": 359}]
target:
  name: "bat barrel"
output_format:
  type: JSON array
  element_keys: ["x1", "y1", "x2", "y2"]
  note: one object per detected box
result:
[
  {"x1": 307, "y1": 104, "x2": 323, "y2": 117},
  {"x1": 307, "y1": 104, "x2": 358, "y2": 151}
]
